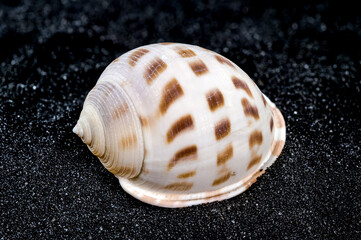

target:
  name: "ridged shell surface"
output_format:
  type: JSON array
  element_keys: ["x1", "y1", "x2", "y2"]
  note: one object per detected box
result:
[{"x1": 74, "y1": 43, "x2": 286, "y2": 208}]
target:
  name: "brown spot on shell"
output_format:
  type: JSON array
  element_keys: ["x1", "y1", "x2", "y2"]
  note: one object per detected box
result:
[
  {"x1": 177, "y1": 170, "x2": 196, "y2": 179},
  {"x1": 128, "y1": 48, "x2": 149, "y2": 67},
  {"x1": 119, "y1": 133, "x2": 137, "y2": 149},
  {"x1": 270, "y1": 117, "x2": 274, "y2": 132},
  {"x1": 189, "y1": 59, "x2": 209, "y2": 76},
  {"x1": 212, "y1": 171, "x2": 232, "y2": 186},
  {"x1": 167, "y1": 115, "x2": 194, "y2": 143},
  {"x1": 139, "y1": 116, "x2": 148, "y2": 127},
  {"x1": 159, "y1": 78, "x2": 184, "y2": 115},
  {"x1": 249, "y1": 130, "x2": 263, "y2": 149},
  {"x1": 112, "y1": 57, "x2": 120, "y2": 63},
  {"x1": 214, "y1": 118, "x2": 231, "y2": 140},
  {"x1": 217, "y1": 144, "x2": 233, "y2": 166},
  {"x1": 113, "y1": 104, "x2": 129, "y2": 120},
  {"x1": 168, "y1": 145, "x2": 197, "y2": 170},
  {"x1": 215, "y1": 55, "x2": 236, "y2": 69},
  {"x1": 175, "y1": 47, "x2": 196, "y2": 58},
  {"x1": 261, "y1": 95, "x2": 267, "y2": 106},
  {"x1": 247, "y1": 154, "x2": 262, "y2": 170},
  {"x1": 144, "y1": 57, "x2": 167, "y2": 84},
  {"x1": 159, "y1": 42, "x2": 174, "y2": 45},
  {"x1": 232, "y1": 76, "x2": 253, "y2": 98},
  {"x1": 241, "y1": 98, "x2": 259, "y2": 120},
  {"x1": 206, "y1": 89, "x2": 224, "y2": 112},
  {"x1": 272, "y1": 140, "x2": 285, "y2": 157},
  {"x1": 164, "y1": 182, "x2": 193, "y2": 191}
]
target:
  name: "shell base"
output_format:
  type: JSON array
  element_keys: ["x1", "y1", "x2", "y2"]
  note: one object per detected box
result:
[{"x1": 119, "y1": 169, "x2": 265, "y2": 208}]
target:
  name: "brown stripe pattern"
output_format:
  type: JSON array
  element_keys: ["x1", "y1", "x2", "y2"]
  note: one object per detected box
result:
[
  {"x1": 168, "y1": 145, "x2": 197, "y2": 170},
  {"x1": 241, "y1": 98, "x2": 259, "y2": 120},
  {"x1": 128, "y1": 48, "x2": 149, "y2": 67},
  {"x1": 164, "y1": 182, "x2": 193, "y2": 191},
  {"x1": 189, "y1": 59, "x2": 209, "y2": 76},
  {"x1": 247, "y1": 154, "x2": 262, "y2": 170},
  {"x1": 167, "y1": 115, "x2": 194, "y2": 143},
  {"x1": 175, "y1": 47, "x2": 196, "y2": 58},
  {"x1": 261, "y1": 95, "x2": 267, "y2": 106},
  {"x1": 159, "y1": 78, "x2": 184, "y2": 115},
  {"x1": 217, "y1": 144, "x2": 233, "y2": 166},
  {"x1": 215, "y1": 118, "x2": 231, "y2": 140},
  {"x1": 249, "y1": 130, "x2": 263, "y2": 149},
  {"x1": 215, "y1": 55, "x2": 235, "y2": 69},
  {"x1": 119, "y1": 133, "x2": 137, "y2": 149},
  {"x1": 177, "y1": 170, "x2": 196, "y2": 179},
  {"x1": 138, "y1": 116, "x2": 148, "y2": 127},
  {"x1": 112, "y1": 166, "x2": 136, "y2": 176},
  {"x1": 144, "y1": 57, "x2": 167, "y2": 84},
  {"x1": 212, "y1": 171, "x2": 232, "y2": 186},
  {"x1": 113, "y1": 104, "x2": 129, "y2": 120},
  {"x1": 206, "y1": 89, "x2": 224, "y2": 112},
  {"x1": 270, "y1": 117, "x2": 274, "y2": 132},
  {"x1": 232, "y1": 76, "x2": 253, "y2": 98}
]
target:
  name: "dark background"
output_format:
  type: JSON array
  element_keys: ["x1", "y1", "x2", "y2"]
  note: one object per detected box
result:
[{"x1": 1, "y1": 0, "x2": 360, "y2": 239}]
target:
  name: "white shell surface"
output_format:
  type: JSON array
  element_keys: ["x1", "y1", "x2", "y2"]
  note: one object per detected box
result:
[{"x1": 75, "y1": 43, "x2": 286, "y2": 207}]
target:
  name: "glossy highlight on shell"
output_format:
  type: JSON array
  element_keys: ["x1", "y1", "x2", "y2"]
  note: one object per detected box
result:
[{"x1": 73, "y1": 43, "x2": 286, "y2": 208}]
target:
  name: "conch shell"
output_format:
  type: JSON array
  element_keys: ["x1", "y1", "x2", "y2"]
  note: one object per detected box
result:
[{"x1": 73, "y1": 43, "x2": 286, "y2": 207}]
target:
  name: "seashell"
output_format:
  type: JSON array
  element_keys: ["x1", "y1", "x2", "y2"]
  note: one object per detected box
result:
[{"x1": 73, "y1": 43, "x2": 286, "y2": 208}]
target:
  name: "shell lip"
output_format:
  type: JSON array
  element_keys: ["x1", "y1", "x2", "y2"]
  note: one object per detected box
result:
[
  {"x1": 118, "y1": 168, "x2": 265, "y2": 208},
  {"x1": 260, "y1": 95, "x2": 286, "y2": 170}
]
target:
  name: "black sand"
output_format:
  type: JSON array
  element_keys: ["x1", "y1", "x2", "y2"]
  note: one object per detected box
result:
[{"x1": 1, "y1": 0, "x2": 360, "y2": 239}]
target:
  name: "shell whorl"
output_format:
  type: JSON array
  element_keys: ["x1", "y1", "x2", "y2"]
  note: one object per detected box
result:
[{"x1": 73, "y1": 81, "x2": 144, "y2": 178}]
